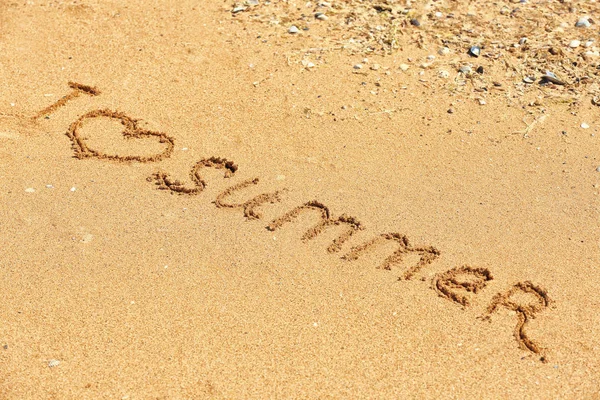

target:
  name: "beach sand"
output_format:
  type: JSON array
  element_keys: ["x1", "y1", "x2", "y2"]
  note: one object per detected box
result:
[{"x1": 0, "y1": 1, "x2": 599, "y2": 398}]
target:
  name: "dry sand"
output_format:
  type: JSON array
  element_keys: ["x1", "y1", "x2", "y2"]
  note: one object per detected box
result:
[{"x1": 0, "y1": 0, "x2": 599, "y2": 398}]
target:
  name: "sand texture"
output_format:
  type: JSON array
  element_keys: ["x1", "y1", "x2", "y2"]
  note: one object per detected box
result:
[{"x1": 0, "y1": 0, "x2": 599, "y2": 398}]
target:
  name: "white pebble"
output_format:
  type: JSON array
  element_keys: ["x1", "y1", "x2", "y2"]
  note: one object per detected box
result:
[
  {"x1": 48, "y1": 359, "x2": 60, "y2": 368},
  {"x1": 576, "y1": 17, "x2": 591, "y2": 28},
  {"x1": 46, "y1": 184, "x2": 54, "y2": 189},
  {"x1": 581, "y1": 122, "x2": 590, "y2": 129},
  {"x1": 399, "y1": 63, "x2": 409, "y2": 71},
  {"x1": 569, "y1": 40, "x2": 581, "y2": 48},
  {"x1": 70, "y1": 187, "x2": 76, "y2": 192},
  {"x1": 288, "y1": 25, "x2": 299, "y2": 34},
  {"x1": 25, "y1": 188, "x2": 35, "y2": 193}
]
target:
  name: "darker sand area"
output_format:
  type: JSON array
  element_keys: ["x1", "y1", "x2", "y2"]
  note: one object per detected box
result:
[{"x1": 0, "y1": 1, "x2": 599, "y2": 398}]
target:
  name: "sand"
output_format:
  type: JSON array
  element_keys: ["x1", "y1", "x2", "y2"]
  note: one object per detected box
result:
[{"x1": 0, "y1": 0, "x2": 599, "y2": 398}]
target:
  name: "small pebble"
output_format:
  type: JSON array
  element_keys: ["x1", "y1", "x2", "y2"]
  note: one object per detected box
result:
[
  {"x1": 315, "y1": 12, "x2": 328, "y2": 20},
  {"x1": 288, "y1": 25, "x2": 299, "y2": 34},
  {"x1": 48, "y1": 359, "x2": 60, "y2": 368},
  {"x1": 438, "y1": 47, "x2": 450, "y2": 55},
  {"x1": 25, "y1": 188, "x2": 35, "y2": 193},
  {"x1": 459, "y1": 65, "x2": 472, "y2": 74},
  {"x1": 447, "y1": 108, "x2": 454, "y2": 114},
  {"x1": 46, "y1": 184, "x2": 54, "y2": 189},
  {"x1": 468, "y1": 45, "x2": 481, "y2": 57},
  {"x1": 596, "y1": 166, "x2": 600, "y2": 172},
  {"x1": 438, "y1": 70, "x2": 450, "y2": 78},
  {"x1": 70, "y1": 187, "x2": 77, "y2": 192},
  {"x1": 569, "y1": 40, "x2": 581, "y2": 48},
  {"x1": 575, "y1": 17, "x2": 591, "y2": 28},
  {"x1": 519, "y1": 37, "x2": 528, "y2": 45},
  {"x1": 541, "y1": 71, "x2": 565, "y2": 85},
  {"x1": 581, "y1": 122, "x2": 590, "y2": 129},
  {"x1": 232, "y1": 6, "x2": 247, "y2": 13},
  {"x1": 370, "y1": 64, "x2": 380, "y2": 71},
  {"x1": 476, "y1": 66, "x2": 484, "y2": 74},
  {"x1": 399, "y1": 64, "x2": 409, "y2": 71},
  {"x1": 434, "y1": 11, "x2": 443, "y2": 18},
  {"x1": 410, "y1": 19, "x2": 420, "y2": 27},
  {"x1": 353, "y1": 64, "x2": 363, "y2": 69}
]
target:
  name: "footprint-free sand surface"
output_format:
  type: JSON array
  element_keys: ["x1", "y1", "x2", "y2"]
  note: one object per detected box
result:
[{"x1": 0, "y1": 1, "x2": 599, "y2": 398}]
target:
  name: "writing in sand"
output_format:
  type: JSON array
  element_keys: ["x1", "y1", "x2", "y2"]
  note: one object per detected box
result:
[{"x1": 7, "y1": 81, "x2": 554, "y2": 363}]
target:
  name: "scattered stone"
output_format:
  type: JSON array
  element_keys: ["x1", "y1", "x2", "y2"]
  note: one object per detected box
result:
[
  {"x1": 597, "y1": 166, "x2": 600, "y2": 172},
  {"x1": 48, "y1": 359, "x2": 60, "y2": 368},
  {"x1": 315, "y1": 12, "x2": 328, "y2": 20},
  {"x1": 370, "y1": 64, "x2": 380, "y2": 70},
  {"x1": 410, "y1": 19, "x2": 420, "y2": 27},
  {"x1": 468, "y1": 45, "x2": 481, "y2": 57},
  {"x1": 45, "y1": 184, "x2": 54, "y2": 189},
  {"x1": 434, "y1": 11, "x2": 443, "y2": 18},
  {"x1": 523, "y1": 76, "x2": 535, "y2": 84},
  {"x1": 476, "y1": 66, "x2": 484, "y2": 74},
  {"x1": 70, "y1": 187, "x2": 77, "y2": 192},
  {"x1": 25, "y1": 188, "x2": 35, "y2": 193},
  {"x1": 576, "y1": 17, "x2": 591, "y2": 28},
  {"x1": 581, "y1": 122, "x2": 590, "y2": 129},
  {"x1": 541, "y1": 71, "x2": 566, "y2": 85},
  {"x1": 353, "y1": 64, "x2": 363, "y2": 69},
  {"x1": 232, "y1": 6, "x2": 247, "y2": 13},
  {"x1": 477, "y1": 98, "x2": 487, "y2": 105},
  {"x1": 519, "y1": 37, "x2": 528, "y2": 45},
  {"x1": 399, "y1": 64, "x2": 409, "y2": 71},
  {"x1": 438, "y1": 70, "x2": 450, "y2": 78},
  {"x1": 569, "y1": 40, "x2": 581, "y2": 48},
  {"x1": 288, "y1": 25, "x2": 299, "y2": 34},
  {"x1": 447, "y1": 108, "x2": 454, "y2": 114},
  {"x1": 459, "y1": 65, "x2": 472, "y2": 74},
  {"x1": 438, "y1": 47, "x2": 450, "y2": 55}
]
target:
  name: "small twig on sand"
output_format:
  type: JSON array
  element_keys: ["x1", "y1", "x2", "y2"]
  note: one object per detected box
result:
[{"x1": 511, "y1": 114, "x2": 547, "y2": 137}]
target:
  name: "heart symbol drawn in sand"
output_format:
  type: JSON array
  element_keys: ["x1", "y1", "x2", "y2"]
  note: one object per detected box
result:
[{"x1": 66, "y1": 109, "x2": 175, "y2": 162}]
